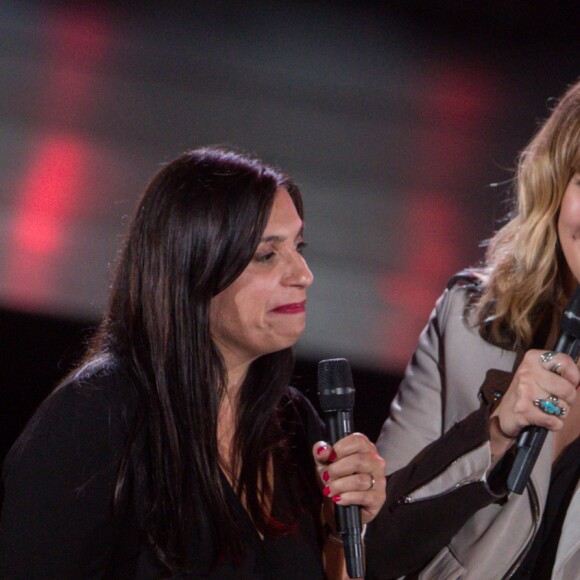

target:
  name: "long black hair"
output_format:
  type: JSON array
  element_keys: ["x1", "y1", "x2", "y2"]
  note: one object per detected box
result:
[{"x1": 85, "y1": 146, "x2": 312, "y2": 572}]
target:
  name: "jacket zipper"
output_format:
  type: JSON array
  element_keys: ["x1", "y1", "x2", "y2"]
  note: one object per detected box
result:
[
  {"x1": 502, "y1": 480, "x2": 541, "y2": 579},
  {"x1": 399, "y1": 476, "x2": 477, "y2": 504},
  {"x1": 397, "y1": 442, "x2": 488, "y2": 505},
  {"x1": 399, "y1": 470, "x2": 541, "y2": 579}
]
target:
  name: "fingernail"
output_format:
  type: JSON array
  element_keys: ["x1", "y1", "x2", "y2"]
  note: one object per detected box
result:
[
  {"x1": 328, "y1": 450, "x2": 337, "y2": 462},
  {"x1": 322, "y1": 470, "x2": 329, "y2": 482},
  {"x1": 332, "y1": 495, "x2": 341, "y2": 503},
  {"x1": 316, "y1": 445, "x2": 327, "y2": 456},
  {"x1": 323, "y1": 485, "x2": 331, "y2": 496}
]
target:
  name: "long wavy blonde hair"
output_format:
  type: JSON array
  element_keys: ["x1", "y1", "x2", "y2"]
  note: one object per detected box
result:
[{"x1": 474, "y1": 80, "x2": 580, "y2": 349}]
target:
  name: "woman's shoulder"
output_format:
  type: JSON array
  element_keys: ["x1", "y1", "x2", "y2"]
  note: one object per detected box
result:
[
  {"x1": 5, "y1": 355, "x2": 137, "y2": 469},
  {"x1": 446, "y1": 268, "x2": 485, "y2": 291},
  {"x1": 432, "y1": 269, "x2": 485, "y2": 327},
  {"x1": 1, "y1": 356, "x2": 140, "y2": 574},
  {"x1": 41, "y1": 355, "x2": 135, "y2": 424}
]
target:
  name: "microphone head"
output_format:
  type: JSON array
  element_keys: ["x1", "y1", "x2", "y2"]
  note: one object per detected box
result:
[
  {"x1": 318, "y1": 358, "x2": 355, "y2": 412},
  {"x1": 561, "y1": 285, "x2": 580, "y2": 339}
]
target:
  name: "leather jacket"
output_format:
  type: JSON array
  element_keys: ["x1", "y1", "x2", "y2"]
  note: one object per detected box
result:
[{"x1": 366, "y1": 281, "x2": 579, "y2": 579}]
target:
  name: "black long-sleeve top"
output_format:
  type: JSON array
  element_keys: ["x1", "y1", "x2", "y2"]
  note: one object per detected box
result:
[{"x1": 0, "y1": 360, "x2": 325, "y2": 579}]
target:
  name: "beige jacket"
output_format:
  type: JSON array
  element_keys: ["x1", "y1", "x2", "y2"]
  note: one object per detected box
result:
[{"x1": 367, "y1": 283, "x2": 579, "y2": 579}]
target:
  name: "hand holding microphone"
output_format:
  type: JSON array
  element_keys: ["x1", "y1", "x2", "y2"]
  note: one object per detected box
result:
[
  {"x1": 502, "y1": 287, "x2": 580, "y2": 493},
  {"x1": 314, "y1": 358, "x2": 386, "y2": 578}
]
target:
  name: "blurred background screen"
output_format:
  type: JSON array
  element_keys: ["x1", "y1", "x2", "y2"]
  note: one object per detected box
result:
[{"x1": 1, "y1": 0, "x2": 579, "y2": 457}]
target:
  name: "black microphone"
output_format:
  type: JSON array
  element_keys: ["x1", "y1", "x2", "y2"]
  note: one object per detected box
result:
[
  {"x1": 507, "y1": 285, "x2": 580, "y2": 494},
  {"x1": 318, "y1": 358, "x2": 364, "y2": 579}
]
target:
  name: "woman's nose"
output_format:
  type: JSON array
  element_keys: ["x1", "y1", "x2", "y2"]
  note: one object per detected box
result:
[{"x1": 286, "y1": 253, "x2": 314, "y2": 288}]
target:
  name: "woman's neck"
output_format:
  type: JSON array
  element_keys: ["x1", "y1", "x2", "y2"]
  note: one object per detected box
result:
[
  {"x1": 224, "y1": 362, "x2": 249, "y2": 400},
  {"x1": 217, "y1": 392, "x2": 238, "y2": 489}
]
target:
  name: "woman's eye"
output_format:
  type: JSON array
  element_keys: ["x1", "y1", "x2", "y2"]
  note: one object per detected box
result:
[
  {"x1": 297, "y1": 241, "x2": 308, "y2": 254},
  {"x1": 255, "y1": 251, "x2": 276, "y2": 263}
]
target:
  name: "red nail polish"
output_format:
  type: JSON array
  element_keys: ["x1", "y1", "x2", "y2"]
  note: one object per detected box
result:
[
  {"x1": 328, "y1": 450, "x2": 337, "y2": 462},
  {"x1": 322, "y1": 470, "x2": 329, "y2": 482},
  {"x1": 316, "y1": 445, "x2": 327, "y2": 456},
  {"x1": 323, "y1": 485, "x2": 330, "y2": 496},
  {"x1": 332, "y1": 494, "x2": 341, "y2": 503}
]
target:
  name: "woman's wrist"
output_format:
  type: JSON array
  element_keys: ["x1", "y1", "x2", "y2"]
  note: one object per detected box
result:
[{"x1": 488, "y1": 414, "x2": 516, "y2": 468}]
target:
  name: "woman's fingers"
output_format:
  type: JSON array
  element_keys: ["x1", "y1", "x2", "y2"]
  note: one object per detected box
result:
[
  {"x1": 313, "y1": 441, "x2": 335, "y2": 466},
  {"x1": 538, "y1": 350, "x2": 580, "y2": 387},
  {"x1": 323, "y1": 472, "x2": 376, "y2": 498},
  {"x1": 330, "y1": 469, "x2": 386, "y2": 526},
  {"x1": 520, "y1": 350, "x2": 577, "y2": 404},
  {"x1": 493, "y1": 349, "x2": 578, "y2": 437},
  {"x1": 313, "y1": 433, "x2": 377, "y2": 471},
  {"x1": 313, "y1": 433, "x2": 386, "y2": 525}
]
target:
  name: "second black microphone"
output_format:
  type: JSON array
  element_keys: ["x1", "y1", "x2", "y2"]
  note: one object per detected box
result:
[{"x1": 507, "y1": 285, "x2": 580, "y2": 493}]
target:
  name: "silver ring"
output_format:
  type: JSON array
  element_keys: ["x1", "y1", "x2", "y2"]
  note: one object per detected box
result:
[
  {"x1": 539, "y1": 351, "x2": 557, "y2": 364},
  {"x1": 366, "y1": 473, "x2": 375, "y2": 491},
  {"x1": 534, "y1": 397, "x2": 566, "y2": 417}
]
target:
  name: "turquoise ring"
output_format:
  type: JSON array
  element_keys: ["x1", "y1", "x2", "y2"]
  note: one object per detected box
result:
[{"x1": 534, "y1": 396, "x2": 566, "y2": 417}]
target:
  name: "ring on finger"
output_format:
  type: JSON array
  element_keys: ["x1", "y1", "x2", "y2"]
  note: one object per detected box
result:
[
  {"x1": 539, "y1": 351, "x2": 557, "y2": 364},
  {"x1": 534, "y1": 396, "x2": 566, "y2": 417},
  {"x1": 549, "y1": 362, "x2": 562, "y2": 376},
  {"x1": 366, "y1": 473, "x2": 375, "y2": 491}
]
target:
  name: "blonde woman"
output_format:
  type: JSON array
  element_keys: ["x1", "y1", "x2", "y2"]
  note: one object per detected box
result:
[{"x1": 366, "y1": 80, "x2": 580, "y2": 579}]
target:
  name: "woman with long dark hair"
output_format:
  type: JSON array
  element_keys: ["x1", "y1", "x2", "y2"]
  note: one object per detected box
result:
[{"x1": 1, "y1": 146, "x2": 386, "y2": 578}]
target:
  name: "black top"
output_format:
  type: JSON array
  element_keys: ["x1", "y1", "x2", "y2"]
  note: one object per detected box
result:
[{"x1": 0, "y1": 360, "x2": 325, "y2": 579}]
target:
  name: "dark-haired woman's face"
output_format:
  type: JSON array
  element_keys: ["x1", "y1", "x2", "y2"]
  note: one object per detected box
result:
[
  {"x1": 558, "y1": 173, "x2": 580, "y2": 288},
  {"x1": 209, "y1": 188, "x2": 313, "y2": 371}
]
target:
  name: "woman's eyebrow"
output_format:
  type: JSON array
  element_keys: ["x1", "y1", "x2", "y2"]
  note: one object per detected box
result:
[
  {"x1": 260, "y1": 227, "x2": 304, "y2": 244},
  {"x1": 260, "y1": 235, "x2": 285, "y2": 243}
]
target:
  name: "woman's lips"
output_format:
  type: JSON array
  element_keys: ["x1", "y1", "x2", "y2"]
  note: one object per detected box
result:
[{"x1": 271, "y1": 300, "x2": 306, "y2": 314}]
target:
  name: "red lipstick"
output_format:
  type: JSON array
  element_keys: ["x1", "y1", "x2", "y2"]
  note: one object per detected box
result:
[{"x1": 272, "y1": 300, "x2": 306, "y2": 314}]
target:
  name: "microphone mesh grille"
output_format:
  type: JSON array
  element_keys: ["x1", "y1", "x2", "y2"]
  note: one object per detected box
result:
[{"x1": 318, "y1": 358, "x2": 355, "y2": 412}]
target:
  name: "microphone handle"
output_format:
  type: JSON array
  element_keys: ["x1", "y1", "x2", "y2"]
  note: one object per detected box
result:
[
  {"x1": 507, "y1": 333, "x2": 580, "y2": 494},
  {"x1": 324, "y1": 410, "x2": 364, "y2": 579}
]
